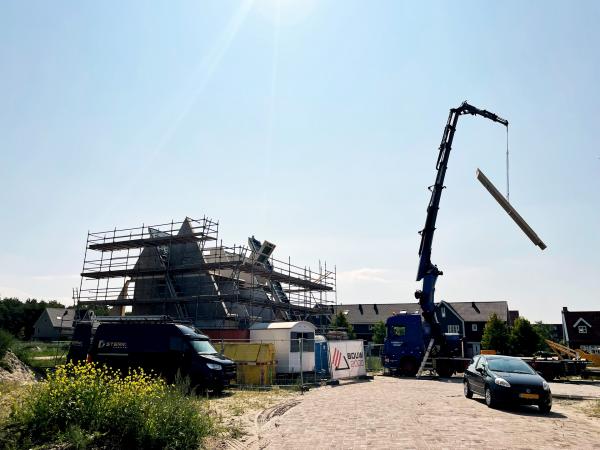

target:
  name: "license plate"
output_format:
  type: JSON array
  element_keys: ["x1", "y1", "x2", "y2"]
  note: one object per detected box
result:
[{"x1": 519, "y1": 393, "x2": 539, "y2": 399}]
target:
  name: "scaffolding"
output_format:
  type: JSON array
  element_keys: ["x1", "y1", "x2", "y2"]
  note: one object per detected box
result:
[{"x1": 74, "y1": 217, "x2": 336, "y2": 330}]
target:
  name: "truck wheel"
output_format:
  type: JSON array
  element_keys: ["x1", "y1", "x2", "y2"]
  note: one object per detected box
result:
[
  {"x1": 436, "y1": 366, "x2": 453, "y2": 378},
  {"x1": 400, "y1": 357, "x2": 418, "y2": 377},
  {"x1": 463, "y1": 380, "x2": 473, "y2": 399},
  {"x1": 484, "y1": 386, "x2": 496, "y2": 408}
]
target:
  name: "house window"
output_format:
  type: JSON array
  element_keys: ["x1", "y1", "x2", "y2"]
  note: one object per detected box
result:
[
  {"x1": 578, "y1": 325, "x2": 588, "y2": 334},
  {"x1": 472, "y1": 324, "x2": 478, "y2": 332},
  {"x1": 441, "y1": 307, "x2": 446, "y2": 318},
  {"x1": 447, "y1": 325, "x2": 459, "y2": 333}
]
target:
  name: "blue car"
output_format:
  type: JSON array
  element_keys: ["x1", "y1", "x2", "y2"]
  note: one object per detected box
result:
[{"x1": 463, "y1": 354, "x2": 552, "y2": 414}]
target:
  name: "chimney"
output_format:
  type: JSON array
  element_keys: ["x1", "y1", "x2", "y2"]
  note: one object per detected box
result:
[{"x1": 562, "y1": 307, "x2": 568, "y2": 313}]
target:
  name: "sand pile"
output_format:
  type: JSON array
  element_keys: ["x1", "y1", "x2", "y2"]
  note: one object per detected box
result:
[{"x1": 0, "y1": 350, "x2": 35, "y2": 383}]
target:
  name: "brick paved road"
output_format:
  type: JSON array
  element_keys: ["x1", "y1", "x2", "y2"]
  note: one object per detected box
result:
[{"x1": 255, "y1": 376, "x2": 600, "y2": 449}]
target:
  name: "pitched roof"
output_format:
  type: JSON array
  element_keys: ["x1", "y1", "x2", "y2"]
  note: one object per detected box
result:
[
  {"x1": 447, "y1": 301, "x2": 508, "y2": 322},
  {"x1": 44, "y1": 308, "x2": 75, "y2": 328},
  {"x1": 334, "y1": 301, "x2": 510, "y2": 324},
  {"x1": 249, "y1": 321, "x2": 316, "y2": 330},
  {"x1": 333, "y1": 303, "x2": 421, "y2": 324},
  {"x1": 562, "y1": 308, "x2": 600, "y2": 344}
]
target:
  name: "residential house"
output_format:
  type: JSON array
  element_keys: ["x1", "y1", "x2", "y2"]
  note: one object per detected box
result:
[
  {"x1": 33, "y1": 308, "x2": 75, "y2": 340},
  {"x1": 434, "y1": 301, "x2": 464, "y2": 337},
  {"x1": 447, "y1": 301, "x2": 510, "y2": 357},
  {"x1": 333, "y1": 303, "x2": 420, "y2": 342},
  {"x1": 562, "y1": 307, "x2": 600, "y2": 355},
  {"x1": 334, "y1": 300, "x2": 511, "y2": 357}
]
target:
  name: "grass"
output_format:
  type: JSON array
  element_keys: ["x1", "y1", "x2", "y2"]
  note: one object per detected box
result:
[
  {"x1": 0, "y1": 362, "x2": 215, "y2": 450},
  {"x1": 366, "y1": 356, "x2": 383, "y2": 372},
  {"x1": 6, "y1": 340, "x2": 69, "y2": 376}
]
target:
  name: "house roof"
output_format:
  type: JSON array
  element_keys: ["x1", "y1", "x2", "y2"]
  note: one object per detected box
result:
[
  {"x1": 334, "y1": 301, "x2": 509, "y2": 325},
  {"x1": 333, "y1": 303, "x2": 422, "y2": 324},
  {"x1": 448, "y1": 301, "x2": 508, "y2": 322},
  {"x1": 562, "y1": 308, "x2": 600, "y2": 344},
  {"x1": 249, "y1": 321, "x2": 315, "y2": 330},
  {"x1": 44, "y1": 308, "x2": 75, "y2": 328}
]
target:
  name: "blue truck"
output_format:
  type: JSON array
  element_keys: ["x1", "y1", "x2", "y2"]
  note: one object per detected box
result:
[
  {"x1": 382, "y1": 310, "x2": 467, "y2": 377},
  {"x1": 383, "y1": 102, "x2": 509, "y2": 378}
]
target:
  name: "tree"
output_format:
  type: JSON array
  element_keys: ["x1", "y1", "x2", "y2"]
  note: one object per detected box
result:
[
  {"x1": 532, "y1": 321, "x2": 552, "y2": 351},
  {"x1": 331, "y1": 311, "x2": 356, "y2": 339},
  {"x1": 371, "y1": 321, "x2": 386, "y2": 344},
  {"x1": 509, "y1": 317, "x2": 543, "y2": 356},
  {"x1": 481, "y1": 313, "x2": 509, "y2": 354},
  {"x1": 0, "y1": 297, "x2": 65, "y2": 340}
]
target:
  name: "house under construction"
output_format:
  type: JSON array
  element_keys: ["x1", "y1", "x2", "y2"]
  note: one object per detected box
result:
[{"x1": 74, "y1": 217, "x2": 336, "y2": 330}]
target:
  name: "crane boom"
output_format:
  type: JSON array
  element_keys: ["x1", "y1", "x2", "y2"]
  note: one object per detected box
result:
[{"x1": 414, "y1": 101, "x2": 508, "y2": 336}]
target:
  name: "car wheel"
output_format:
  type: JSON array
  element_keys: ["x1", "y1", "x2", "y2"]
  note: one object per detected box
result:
[
  {"x1": 538, "y1": 402, "x2": 552, "y2": 414},
  {"x1": 484, "y1": 386, "x2": 496, "y2": 408},
  {"x1": 463, "y1": 380, "x2": 473, "y2": 399}
]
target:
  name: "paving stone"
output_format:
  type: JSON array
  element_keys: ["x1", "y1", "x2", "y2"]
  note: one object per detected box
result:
[{"x1": 258, "y1": 376, "x2": 600, "y2": 449}]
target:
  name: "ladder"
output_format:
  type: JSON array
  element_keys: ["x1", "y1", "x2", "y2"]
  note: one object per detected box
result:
[{"x1": 416, "y1": 338, "x2": 435, "y2": 378}]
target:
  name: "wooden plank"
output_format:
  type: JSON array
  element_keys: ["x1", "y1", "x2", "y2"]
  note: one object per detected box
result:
[{"x1": 476, "y1": 168, "x2": 546, "y2": 250}]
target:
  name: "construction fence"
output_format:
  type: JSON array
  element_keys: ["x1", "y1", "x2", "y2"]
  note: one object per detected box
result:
[{"x1": 214, "y1": 338, "x2": 383, "y2": 389}]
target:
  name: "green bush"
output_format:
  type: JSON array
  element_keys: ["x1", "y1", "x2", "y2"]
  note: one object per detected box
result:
[
  {"x1": 1, "y1": 362, "x2": 214, "y2": 449},
  {"x1": 0, "y1": 329, "x2": 13, "y2": 360}
]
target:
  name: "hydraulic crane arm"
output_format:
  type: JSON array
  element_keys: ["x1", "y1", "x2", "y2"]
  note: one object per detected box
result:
[{"x1": 414, "y1": 101, "x2": 508, "y2": 333}]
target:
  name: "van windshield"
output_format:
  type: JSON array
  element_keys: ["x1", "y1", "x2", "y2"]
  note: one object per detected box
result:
[{"x1": 189, "y1": 339, "x2": 217, "y2": 354}]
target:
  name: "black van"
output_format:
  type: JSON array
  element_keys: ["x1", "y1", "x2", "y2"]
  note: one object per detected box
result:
[{"x1": 67, "y1": 316, "x2": 236, "y2": 393}]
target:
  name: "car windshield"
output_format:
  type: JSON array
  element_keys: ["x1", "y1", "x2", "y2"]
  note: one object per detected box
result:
[
  {"x1": 189, "y1": 339, "x2": 217, "y2": 354},
  {"x1": 487, "y1": 358, "x2": 535, "y2": 374}
]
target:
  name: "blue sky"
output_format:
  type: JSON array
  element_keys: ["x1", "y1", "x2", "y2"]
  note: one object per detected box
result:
[{"x1": 1, "y1": 1, "x2": 598, "y2": 323}]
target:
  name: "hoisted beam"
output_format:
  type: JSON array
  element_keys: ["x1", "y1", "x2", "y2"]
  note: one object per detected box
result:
[{"x1": 476, "y1": 168, "x2": 546, "y2": 250}]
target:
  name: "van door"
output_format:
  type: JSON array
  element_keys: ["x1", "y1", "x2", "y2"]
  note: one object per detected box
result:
[{"x1": 168, "y1": 336, "x2": 188, "y2": 381}]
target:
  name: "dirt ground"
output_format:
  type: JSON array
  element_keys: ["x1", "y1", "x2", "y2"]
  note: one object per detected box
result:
[{"x1": 212, "y1": 376, "x2": 600, "y2": 450}]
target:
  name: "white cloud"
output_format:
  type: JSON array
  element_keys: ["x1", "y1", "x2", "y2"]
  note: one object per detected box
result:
[{"x1": 337, "y1": 268, "x2": 395, "y2": 284}]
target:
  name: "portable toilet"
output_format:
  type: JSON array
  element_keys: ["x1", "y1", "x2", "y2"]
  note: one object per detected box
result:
[
  {"x1": 249, "y1": 321, "x2": 316, "y2": 373},
  {"x1": 314, "y1": 335, "x2": 329, "y2": 378}
]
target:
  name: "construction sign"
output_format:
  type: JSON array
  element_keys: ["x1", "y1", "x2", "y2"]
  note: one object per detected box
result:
[{"x1": 328, "y1": 340, "x2": 366, "y2": 380}]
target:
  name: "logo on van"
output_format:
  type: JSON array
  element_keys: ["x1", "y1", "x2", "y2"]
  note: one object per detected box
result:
[{"x1": 98, "y1": 340, "x2": 127, "y2": 350}]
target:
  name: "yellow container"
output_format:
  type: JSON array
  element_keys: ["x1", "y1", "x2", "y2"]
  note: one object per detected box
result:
[{"x1": 222, "y1": 343, "x2": 275, "y2": 385}]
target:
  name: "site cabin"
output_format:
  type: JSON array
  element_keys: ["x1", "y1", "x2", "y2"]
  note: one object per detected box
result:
[{"x1": 249, "y1": 321, "x2": 315, "y2": 374}]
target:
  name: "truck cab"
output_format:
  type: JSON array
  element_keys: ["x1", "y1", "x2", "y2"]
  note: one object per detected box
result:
[
  {"x1": 382, "y1": 311, "x2": 465, "y2": 377},
  {"x1": 382, "y1": 313, "x2": 428, "y2": 376}
]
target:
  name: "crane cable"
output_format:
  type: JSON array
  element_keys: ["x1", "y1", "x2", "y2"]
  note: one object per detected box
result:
[{"x1": 506, "y1": 125, "x2": 510, "y2": 202}]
